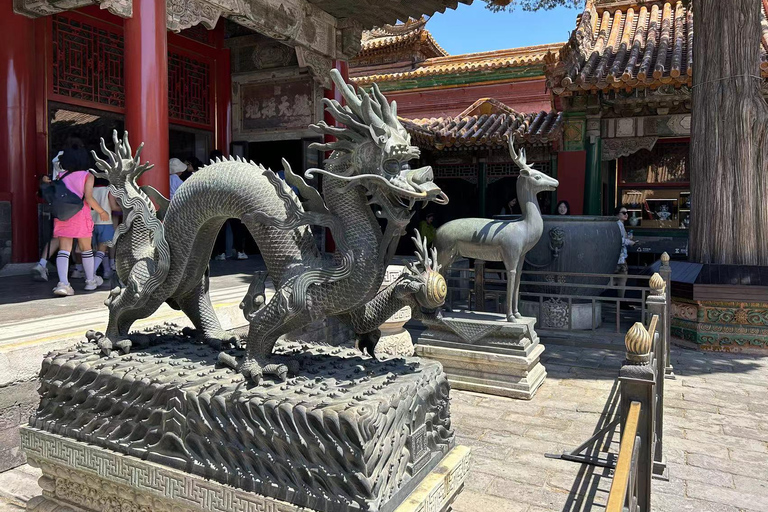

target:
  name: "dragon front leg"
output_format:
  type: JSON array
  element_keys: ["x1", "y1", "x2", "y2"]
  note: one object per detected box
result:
[
  {"x1": 175, "y1": 274, "x2": 239, "y2": 350},
  {"x1": 218, "y1": 286, "x2": 306, "y2": 384}
]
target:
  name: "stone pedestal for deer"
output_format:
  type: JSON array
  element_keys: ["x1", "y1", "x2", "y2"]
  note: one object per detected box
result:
[
  {"x1": 416, "y1": 140, "x2": 558, "y2": 400},
  {"x1": 433, "y1": 139, "x2": 559, "y2": 322}
]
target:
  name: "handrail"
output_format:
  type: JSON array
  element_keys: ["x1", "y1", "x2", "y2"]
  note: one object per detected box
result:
[
  {"x1": 647, "y1": 315, "x2": 659, "y2": 347},
  {"x1": 607, "y1": 401, "x2": 642, "y2": 512}
]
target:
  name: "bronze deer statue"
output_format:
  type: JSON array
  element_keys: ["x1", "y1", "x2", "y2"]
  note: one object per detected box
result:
[{"x1": 433, "y1": 138, "x2": 559, "y2": 322}]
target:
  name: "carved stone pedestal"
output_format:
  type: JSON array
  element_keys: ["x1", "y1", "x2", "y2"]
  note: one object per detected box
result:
[
  {"x1": 416, "y1": 312, "x2": 547, "y2": 400},
  {"x1": 22, "y1": 335, "x2": 470, "y2": 512}
]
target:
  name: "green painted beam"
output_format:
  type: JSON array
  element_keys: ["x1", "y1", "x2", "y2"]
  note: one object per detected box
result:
[
  {"x1": 368, "y1": 66, "x2": 545, "y2": 93},
  {"x1": 478, "y1": 161, "x2": 487, "y2": 216},
  {"x1": 584, "y1": 137, "x2": 602, "y2": 215}
]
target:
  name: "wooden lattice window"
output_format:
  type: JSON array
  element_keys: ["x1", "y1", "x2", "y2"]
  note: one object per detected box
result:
[
  {"x1": 487, "y1": 161, "x2": 551, "y2": 184},
  {"x1": 434, "y1": 164, "x2": 478, "y2": 184},
  {"x1": 168, "y1": 50, "x2": 212, "y2": 127},
  {"x1": 51, "y1": 14, "x2": 125, "y2": 109}
]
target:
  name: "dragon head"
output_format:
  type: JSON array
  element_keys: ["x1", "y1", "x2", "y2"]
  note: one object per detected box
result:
[{"x1": 308, "y1": 70, "x2": 448, "y2": 225}]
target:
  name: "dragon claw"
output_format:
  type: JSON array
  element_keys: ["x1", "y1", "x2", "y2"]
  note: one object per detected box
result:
[{"x1": 218, "y1": 354, "x2": 298, "y2": 384}]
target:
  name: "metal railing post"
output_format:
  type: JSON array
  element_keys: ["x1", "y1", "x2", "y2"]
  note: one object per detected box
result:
[
  {"x1": 659, "y1": 252, "x2": 674, "y2": 378},
  {"x1": 646, "y1": 275, "x2": 667, "y2": 479},
  {"x1": 619, "y1": 322, "x2": 656, "y2": 512},
  {"x1": 474, "y1": 259, "x2": 486, "y2": 312}
]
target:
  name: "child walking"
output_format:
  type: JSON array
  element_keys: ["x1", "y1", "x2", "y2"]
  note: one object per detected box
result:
[
  {"x1": 91, "y1": 178, "x2": 120, "y2": 280},
  {"x1": 50, "y1": 146, "x2": 109, "y2": 296}
]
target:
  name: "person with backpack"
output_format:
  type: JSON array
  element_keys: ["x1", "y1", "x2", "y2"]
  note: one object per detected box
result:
[{"x1": 42, "y1": 146, "x2": 109, "y2": 296}]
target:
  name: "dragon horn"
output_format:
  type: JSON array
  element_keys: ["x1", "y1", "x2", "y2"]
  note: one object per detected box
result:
[
  {"x1": 330, "y1": 69, "x2": 362, "y2": 117},
  {"x1": 372, "y1": 83, "x2": 398, "y2": 129}
]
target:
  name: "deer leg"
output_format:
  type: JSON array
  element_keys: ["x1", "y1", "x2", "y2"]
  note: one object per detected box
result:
[
  {"x1": 506, "y1": 267, "x2": 517, "y2": 322},
  {"x1": 513, "y1": 258, "x2": 525, "y2": 319}
]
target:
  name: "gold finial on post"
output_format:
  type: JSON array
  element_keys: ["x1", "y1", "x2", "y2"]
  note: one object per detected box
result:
[
  {"x1": 649, "y1": 272, "x2": 665, "y2": 296},
  {"x1": 660, "y1": 252, "x2": 670, "y2": 266},
  {"x1": 625, "y1": 322, "x2": 652, "y2": 364}
]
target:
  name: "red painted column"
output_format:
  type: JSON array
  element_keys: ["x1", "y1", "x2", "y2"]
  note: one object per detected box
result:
[
  {"x1": 124, "y1": 0, "x2": 169, "y2": 196},
  {"x1": 0, "y1": 4, "x2": 38, "y2": 262},
  {"x1": 323, "y1": 59, "x2": 349, "y2": 253},
  {"x1": 556, "y1": 151, "x2": 587, "y2": 215},
  {"x1": 215, "y1": 21, "x2": 231, "y2": 156}
]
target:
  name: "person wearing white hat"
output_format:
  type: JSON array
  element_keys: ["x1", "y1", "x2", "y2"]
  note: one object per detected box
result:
[{"x1": 169, "y1": 158, "x2": 186, "y2": 199}]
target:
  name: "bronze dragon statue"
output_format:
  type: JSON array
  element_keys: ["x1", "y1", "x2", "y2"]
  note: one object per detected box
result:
[{"x1": 90, "y1": 70, "x2": 447, "y2": 384}]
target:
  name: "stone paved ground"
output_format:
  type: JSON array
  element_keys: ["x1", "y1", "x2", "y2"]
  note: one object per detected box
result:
[
  {"x1": 1, "y1": 343, "x2": 767, "y2": 511},
  {"x1": 449, "y1": 343, "x2": 768, "y2": 512}
]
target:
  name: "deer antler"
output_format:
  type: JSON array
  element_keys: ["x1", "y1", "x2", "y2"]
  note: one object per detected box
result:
[{"x1": 507, "y1": 136, "x2": 530, "y2": 173}]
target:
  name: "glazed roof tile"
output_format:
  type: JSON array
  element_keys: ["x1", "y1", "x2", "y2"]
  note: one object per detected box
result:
[
  {"x1": 353, "y1": 43, "x2": 563, "y2": 85},
  {"x1": 359, "y1": 18, "x2": 448, "y2": 57},
  {"x1": 546, "y1": 0, "x2": 768, "y2": 94},
  {"x1": 401, "y1": 98, "x2": 563, "y2": 149}
]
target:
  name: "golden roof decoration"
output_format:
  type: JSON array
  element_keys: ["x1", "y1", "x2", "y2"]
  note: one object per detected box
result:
[
  {"x1": 358, "y1": 17, "x2": 448, "y2": 57},
  {"x1": 353, "y1": 42, "x2": 564, "y2": 85}
]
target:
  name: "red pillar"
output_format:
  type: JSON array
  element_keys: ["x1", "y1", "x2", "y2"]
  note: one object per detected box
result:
[
  {"x1": 124, "y1": 0, "x2": 169, "y2": 196},
  {"x1": 0, "y1": 4, "x2": 38, "y2": 262},
  {"x1": 323, "y1": 59, "x2": 349, "y2": 253},
  {"x1": 215, "y1": 21, "x2": 231, "y2": 156}
]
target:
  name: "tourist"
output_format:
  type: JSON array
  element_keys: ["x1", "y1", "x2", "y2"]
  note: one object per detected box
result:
[
  {"x1": 91, "y1": 177, "x2": 120, "y2": 281},
  {"x1": 615, "y1": 205, "x2": 637, "y2": 305},
  {"x1": 556, "y1": 200, "x2": 571, "y2": 215},
  {"x1": 419, "y1": 213, "x2": 437, "y2": 245},
  {"x1": 50, "y1": 146, "x2": 109, "y2": 296},
  {"x1": 169, "y1": 158, "x2": 186, "y2": 199},
  {"x1": 181, "y1": 156, "x2": 202, "y2": 181},
  {"x1": 500, "y1": 197, "x2": 521, "y2": 215}
]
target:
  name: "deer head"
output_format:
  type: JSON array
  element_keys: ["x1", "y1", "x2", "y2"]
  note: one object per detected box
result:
[{"x1": 508, "y1": 137, "x2": 559, "y2": 194}]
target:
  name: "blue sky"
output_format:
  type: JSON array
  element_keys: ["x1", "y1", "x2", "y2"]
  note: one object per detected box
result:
[{"x1": 426, "y1": 3, "x2": 582, "y2": 55}]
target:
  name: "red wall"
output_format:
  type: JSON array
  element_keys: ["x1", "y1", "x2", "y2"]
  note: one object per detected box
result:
[
  {"x1": 389, "y1": 78, "x2": 551, "y2": 119},
  {"x1": 557, "y1": 151, "x2": 587, "y2": 215}
]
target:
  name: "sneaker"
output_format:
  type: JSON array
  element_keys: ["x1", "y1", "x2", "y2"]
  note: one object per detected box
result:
[
  {"x1": 236, "y1": 251, "x2": 248, "y2": 260},
  {"x1": 103, "y1": 268, "x2": 113, "y2": 280},
  {"x1": 71, "y1": 269, "x2": 86, "y2": 279},
  {"x1": 52, "y1": 282, "x2": 74, "y2": 296},
  {"x1": 84, "y1": 276, "x2": 104, "y2": 291},
  {"x1": 31, "y1": 263, "x2": 49, "y2": 282},
  {"x1": 214, "y1": 253, "x2": 227, "y2": 261}
]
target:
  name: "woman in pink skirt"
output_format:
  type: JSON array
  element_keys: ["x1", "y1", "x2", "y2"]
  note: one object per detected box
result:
[{"x1": 50, "y1": 147, "x2": 109, "y2": 296}]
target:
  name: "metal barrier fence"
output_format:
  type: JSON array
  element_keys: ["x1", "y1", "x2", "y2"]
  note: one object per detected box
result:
[
  {"x1": 444, "y1": 253, "x2": 672, "y2": 351},
  {"x1": 543, "y1": 273, "x2": 669, "y2": 512},
  {"x1": 608, "y1": 273, "x2": 669, "y2": 512}
]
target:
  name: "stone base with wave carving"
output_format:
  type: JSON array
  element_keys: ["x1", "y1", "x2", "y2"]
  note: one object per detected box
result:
[
  {"x1": 417, "y1": 311, "x2": 546, "y2": 400},
  {"x1": 23, "y1": 332, "x2": 462, "y2": 512}
]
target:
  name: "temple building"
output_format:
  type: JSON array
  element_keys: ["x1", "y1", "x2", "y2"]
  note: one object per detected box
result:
[
  {"x1": 350, "y1": 19, "x2": 564, "y2": 224},
  {"x1": 0, "y1": 0, "x2": 473, "y2": 269},
  {"x1": 347, "y1": 0, "x2": 768, "y2": 351}
]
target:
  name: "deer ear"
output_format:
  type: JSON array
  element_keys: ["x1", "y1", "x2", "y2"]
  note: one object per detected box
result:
[{"x1": 519, "y1": 168, "x2": 531, "y2": 177}]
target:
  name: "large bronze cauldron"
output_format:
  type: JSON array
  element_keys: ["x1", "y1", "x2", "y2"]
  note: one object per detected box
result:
[{"x1": 494, "y1": 215, "x2": 621, "y2": 297}]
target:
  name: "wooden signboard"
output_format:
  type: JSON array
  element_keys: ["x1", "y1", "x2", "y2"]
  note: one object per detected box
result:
[{"x1": 240, "y1": 78, "x2": 313, "y2": 132}]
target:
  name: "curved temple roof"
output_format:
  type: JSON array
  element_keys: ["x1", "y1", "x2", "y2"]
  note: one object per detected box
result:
[
  {"x1": 546, "y1": 0, "x2": 768, "y2": 94},
  {"x1": 401, "y1": 98, "x2": 563, "y2": 149},
  {"x1": 306, "y1": 0, "x2": 474, "y2": 30}
]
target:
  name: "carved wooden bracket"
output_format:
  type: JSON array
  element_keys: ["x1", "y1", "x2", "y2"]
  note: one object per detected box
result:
[
  {"x1": 602, "y1": 136, "x2": 658, "y2": 161},
  {"x1": 296, "y1": 47, "x2": 332, "y2": 88},
  {"x1": 14, "y1": 0, "x2": 132, "y2": 18},
  {"x1": 14, "y1": 0, "x2": 348, "y2": 60}
]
